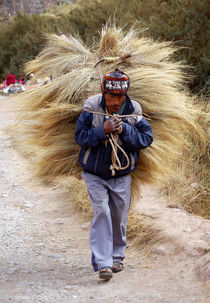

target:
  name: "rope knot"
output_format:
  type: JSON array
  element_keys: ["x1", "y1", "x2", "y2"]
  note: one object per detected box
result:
[{"x1": 94, "y1": 54, "x2": 132, "y2": 68}]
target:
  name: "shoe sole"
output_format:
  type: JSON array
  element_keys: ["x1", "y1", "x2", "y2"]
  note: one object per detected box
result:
[{"x1": 99, "y1": 272, "x2": 113, "y2": 280}]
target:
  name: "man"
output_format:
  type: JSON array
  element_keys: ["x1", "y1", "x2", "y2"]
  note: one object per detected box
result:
[{"x1": 74, "y1": 69, "x2": 153, "y2": 280}]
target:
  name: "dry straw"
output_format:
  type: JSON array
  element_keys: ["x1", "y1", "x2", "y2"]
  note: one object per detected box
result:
[{"x1": 14, "y1": 25, "x2": 206, "y2": 202}]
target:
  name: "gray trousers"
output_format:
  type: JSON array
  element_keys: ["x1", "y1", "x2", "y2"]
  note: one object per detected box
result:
[{"x1": 82, "y1": 171, "x2": 131, "y2": 271}]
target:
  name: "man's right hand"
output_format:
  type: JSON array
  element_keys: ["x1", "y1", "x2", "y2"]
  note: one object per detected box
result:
[{"x1": 103, "y1": 116, "x2": 122, "y2": 134}]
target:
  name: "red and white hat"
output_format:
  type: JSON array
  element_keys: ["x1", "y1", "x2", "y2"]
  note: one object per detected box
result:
[{"x1": 102, "y1": 69, "x2": 130, "y2": 96}]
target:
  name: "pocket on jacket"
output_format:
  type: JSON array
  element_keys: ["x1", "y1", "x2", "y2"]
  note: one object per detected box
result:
[{"x1": 83, "y1": 147, "x2": 91, "y2": 164}]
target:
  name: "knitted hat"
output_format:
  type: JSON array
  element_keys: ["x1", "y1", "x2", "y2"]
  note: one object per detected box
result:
[{"x1": 102, "y1": 69, "x2": 130, "y2": 95}]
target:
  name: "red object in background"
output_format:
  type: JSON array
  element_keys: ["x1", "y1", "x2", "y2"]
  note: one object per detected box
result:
[
  {"x1": 6, "y1": 73, "x2": 16, "y2": 86},
  {"x1": 17, "y1": 79, "x2": 23, "y2": 85}
]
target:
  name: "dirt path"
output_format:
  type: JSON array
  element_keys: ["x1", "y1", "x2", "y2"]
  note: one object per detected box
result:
[{"x1": 0, "y1": 96, "x2": 209, "y2": 303}]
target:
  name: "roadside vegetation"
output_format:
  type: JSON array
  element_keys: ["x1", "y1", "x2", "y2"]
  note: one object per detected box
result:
[{"x1": 0, "y1": 0, "x2": 209, "y2": 95}]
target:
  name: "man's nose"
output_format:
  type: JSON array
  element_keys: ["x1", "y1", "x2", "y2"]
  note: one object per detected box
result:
[{"x1": 113, "y1": 97, "x2": 119, "y2": 104}]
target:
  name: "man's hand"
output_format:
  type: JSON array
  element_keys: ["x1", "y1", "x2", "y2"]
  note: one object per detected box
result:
[{"x1": 103, "y1": 116, "x2": 122, "y2": 134}]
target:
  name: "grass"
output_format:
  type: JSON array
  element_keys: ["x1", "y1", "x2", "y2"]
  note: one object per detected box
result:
[
  {"x1": 161, "y1": 100, "x2": 209, "y2": 219},
  {"x1": 127, "y1": 214, "x2": 163, "y2": 252}
]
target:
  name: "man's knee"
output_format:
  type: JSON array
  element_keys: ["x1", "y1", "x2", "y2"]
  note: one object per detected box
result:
[{"x1": 92, "y1": 198, "x2": 110, "y2": 214}]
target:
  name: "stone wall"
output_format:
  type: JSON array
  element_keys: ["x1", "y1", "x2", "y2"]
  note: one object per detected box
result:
[{"x1": 0, "y1": 0, "x2": 71, "y2": 16}]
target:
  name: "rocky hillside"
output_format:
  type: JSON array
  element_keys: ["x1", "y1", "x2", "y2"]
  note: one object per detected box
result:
[{"x1": 0, "y1": 0, "x2": 72, "y2": 16}]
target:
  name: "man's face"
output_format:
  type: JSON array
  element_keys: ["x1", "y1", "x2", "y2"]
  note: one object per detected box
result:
[{"x1": 104, "y1": 93, "x2": 126, "y2": 114}]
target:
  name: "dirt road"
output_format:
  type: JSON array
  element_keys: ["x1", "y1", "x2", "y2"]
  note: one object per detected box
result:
[{"x1": 0, "y1": 96, "x2": 209, "y2": 303}]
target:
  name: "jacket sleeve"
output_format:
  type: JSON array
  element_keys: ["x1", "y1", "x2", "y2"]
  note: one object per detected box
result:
[
  {"x1": 74, "y1": 111, "x2": 107, "y2": 148},
  {"x1": 119, "y1": 117, "x2": 153, "y2": 151}
]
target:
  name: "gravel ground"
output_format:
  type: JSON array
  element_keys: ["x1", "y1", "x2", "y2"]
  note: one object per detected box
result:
[{"x1": 0, "y1": 96, "x2": 209, "y2": 303}]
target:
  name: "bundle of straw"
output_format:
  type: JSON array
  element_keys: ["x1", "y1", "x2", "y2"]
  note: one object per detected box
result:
[{"x1": 15, "y1": 25, "x2": 205, "y2": 199}]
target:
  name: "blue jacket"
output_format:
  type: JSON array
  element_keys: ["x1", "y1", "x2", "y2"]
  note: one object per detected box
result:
[{"x1": 75, "y1": 94, "x2": 153, "y2": 179}]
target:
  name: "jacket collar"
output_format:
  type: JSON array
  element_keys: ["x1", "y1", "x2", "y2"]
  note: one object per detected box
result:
[{"x1": 99, "y1": 94, "x2": 134, "y2": 114}]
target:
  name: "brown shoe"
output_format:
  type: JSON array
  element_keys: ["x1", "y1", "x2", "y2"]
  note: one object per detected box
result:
[
  {"x1": 112, "y1": 262, "x2": 124, "y2": 273},
  {"x1": 99, "y1": 267, "x2": 113, "y2": 280}
]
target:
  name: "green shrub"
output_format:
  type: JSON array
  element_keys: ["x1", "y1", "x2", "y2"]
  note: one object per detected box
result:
[
  {"x1": 0, "y1": 13, "x2": 61, "y2": 78},
  {"x1": 63, "y1": 0, "x2": 209, "y2": 95}
]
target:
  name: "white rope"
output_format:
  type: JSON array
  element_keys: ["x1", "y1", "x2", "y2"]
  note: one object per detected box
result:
[
  {"x1": 109, "y1": 132, "x2": 130, "y2": 176},
  {"x1": 84, "y1": 109, "x2": 151, "y2": 120}
]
